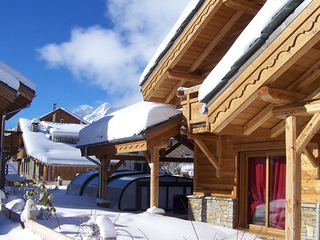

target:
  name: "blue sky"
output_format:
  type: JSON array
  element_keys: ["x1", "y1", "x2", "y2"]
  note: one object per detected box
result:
[{"x1": 1, "y1": 0, "x2": 189, "y2": 128}]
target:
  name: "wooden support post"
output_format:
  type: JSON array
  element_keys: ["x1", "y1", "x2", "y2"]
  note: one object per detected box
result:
[
  {"x1": 43, "y1": 165, "x2": 48, "y2": 182},
  {"x1": 150, "y1": 148, "x2": 159, "y2": 208},
  {"x1": 99, "y1": 155, "x2": 111, "y2": 200},
  {"x1": 285, "y1": 116, "x2": 301, "y2": 240}
]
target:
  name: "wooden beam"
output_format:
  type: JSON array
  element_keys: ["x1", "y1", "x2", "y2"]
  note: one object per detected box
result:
[
  {"x1": 173, "y1": 135, "x2": 194, "y2": 151},
  {"x1": 258, "y1": 86, "x2": 305, "y2": 105},
  {"x1": 273, "y1": 99, "x2": 320, "y2": 118},
  {"x1": 165, "y1": 142, "x2": 182, "y2": 155},
  {"x1": 188, "y1": 134, "x2": 219, "y2": 141},
  {"x1": 285, "y1": 116, "x2": 301, "y2": 239},
  {"x1": 194, "y1": 139, "x2": 220, "y2": 178},
  {"x1": 243, "y1": 104, "x2": 274, "y2": 135},
  {"x1": 150, "y1": 148, "x2": 159, "y2": 208},
  {"x1": 188, "y1": 10, "x2": 243, "y2": 73},
  {"x1": 143, "y1": 150, "x2": 151, "y2": 164},
  {"x1": 107, "y1": 157, "x2": 126, "y2": 179},
  {"x1": 223, "y1": 0, "x2": 261, "y2": 15},
  {"x1": 296, "y1": 112, "x2": 320, "y2": 154}
]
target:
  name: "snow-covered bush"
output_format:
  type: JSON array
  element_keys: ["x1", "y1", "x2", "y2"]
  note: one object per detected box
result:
[{"x1": 17, "y1": 182, "x2": 60, "y2": 228}]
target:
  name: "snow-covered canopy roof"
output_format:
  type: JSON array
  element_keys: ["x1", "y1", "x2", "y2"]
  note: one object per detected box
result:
[
  {"x1": 198, "y1": 0, "x2": 306, "y2": 104},
  {"x1": 139, "y1": 0, "x2": 203, "y2": 87},
  {"x1": 19, "y1": 118, "x2": 98, "y2": 166},
  {"x1": 77, "y1": 101, "x2": 182, "y2": 148},
  {"x1": 0, "y1": 60, "x2": 35, "y2": 91}
]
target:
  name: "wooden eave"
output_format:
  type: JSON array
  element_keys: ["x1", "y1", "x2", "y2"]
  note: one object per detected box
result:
[
  {"x1": 80, "y1": 115, "x2": 182, "y2": 159},
  {"x1": 196, "y1": 0, "x2": 320, "y2": 141},
  {"x1": 140, "y1": 0, "x2": 265, "y2": 105},
  {"x1": 0, "y1": 82, "x2": 36, "y2": 120}
]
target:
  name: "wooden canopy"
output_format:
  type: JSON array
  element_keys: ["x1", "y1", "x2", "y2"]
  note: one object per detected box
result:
[
  {"x1": 140, "y1": 0, "x2": 266, "y2": 105},
  {"x1": 78, "y1": 115, "x2": 189, "y2": 207}
]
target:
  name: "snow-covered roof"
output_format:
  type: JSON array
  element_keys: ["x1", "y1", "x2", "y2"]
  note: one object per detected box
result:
[
  {"x1": 198, "y1": 0, "x2": 307, "y2": 104},
  {"x1": 77, "y1": 101, "x2": 182, "y2": 148},
  {"x1": 19, "y1": 118, "x2": 98, "y2": 166},
  {"x1": 139, "y1": 0, "x2": 204, "y2": 86},
  {"x1": 0, "y1": 60, "x2": 35, "y2": 91}
]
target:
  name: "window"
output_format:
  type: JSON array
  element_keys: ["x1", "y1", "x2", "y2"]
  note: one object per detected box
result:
[{"x1": 240, "y1": 152, "x2": 286, "y2": 231}]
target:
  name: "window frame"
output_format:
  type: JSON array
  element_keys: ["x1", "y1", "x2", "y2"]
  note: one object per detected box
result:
[{"x1": 238, "y1": 150, "x2": 286, "y2": 234}]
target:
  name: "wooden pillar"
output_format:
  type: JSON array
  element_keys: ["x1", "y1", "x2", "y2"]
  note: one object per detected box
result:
[
  {"x1": 150, "y1": 148, "x2": 159, "y2": 208},
  {"x1": 100, "y1": 155, "x2": 111, "y2": 200},
  {"x1": 43, "y1": 165, "x2": 48, "y2": 181},
  {"x1": 285, "y1": 116, "x2": 301, "y2": 239}
]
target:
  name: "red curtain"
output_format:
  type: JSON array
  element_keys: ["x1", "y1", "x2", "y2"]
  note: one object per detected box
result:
[
  {"x1": 269, "y1": 156, "x2": 286, "y2": 229},
  {"x1": 247, "y1": 155, "x2": 286, "y2": 229},
  {"x1": 248, "y1": 157, "x2": 266, "y2": 224}
]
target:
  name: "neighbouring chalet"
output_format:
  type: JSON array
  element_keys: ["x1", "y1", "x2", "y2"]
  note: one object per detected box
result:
[
  {"x1": 139, "y1": 0, "x2": 320, "y2": 239},
  {"x1": 0, "y1": 60, "x2": 36, "y2": 189},
  {"x1": 17, "y1": 118, "x2": 99, "y2": 182},
  {"x1": 40, "y1": 104, "x2": 89, "y2": 124}
]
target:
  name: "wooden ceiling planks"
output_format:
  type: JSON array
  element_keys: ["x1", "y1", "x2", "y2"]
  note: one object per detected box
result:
[{"x1": 141, "y1": 0, "x2": 263, "y2": 104}]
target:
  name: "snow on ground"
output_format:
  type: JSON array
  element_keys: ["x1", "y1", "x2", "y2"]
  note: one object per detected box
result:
[
  {"x1": 0, "y1": 185, "x2": 261, "y2": 240},
  {"x1": 0, "y1": 211, "x2": 42, "y2": 240}
]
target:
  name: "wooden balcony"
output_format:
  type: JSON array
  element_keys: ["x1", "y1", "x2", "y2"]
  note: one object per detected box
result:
[{"x1": 3, "y1": 130, "x2": 22, "y2": 156}]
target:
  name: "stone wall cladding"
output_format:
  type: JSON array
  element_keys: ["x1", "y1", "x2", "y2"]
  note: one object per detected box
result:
[
  {"x1": 301, "y1": 203, "x2": 317, "y2": 240},
  {"x1": 188, "y1": 196, "x2": 318, "y2": 240},
  {"x1": 188, "y1": 195, "x2": 236, "y2": 229}
]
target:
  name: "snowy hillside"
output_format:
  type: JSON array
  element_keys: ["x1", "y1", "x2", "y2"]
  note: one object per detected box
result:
[
  {"x1": 73, "y1": 105, "x2": 95, "y2": 119},
  {"x1": 74, "y1": 102, "x2": 121, "y2": 124}
]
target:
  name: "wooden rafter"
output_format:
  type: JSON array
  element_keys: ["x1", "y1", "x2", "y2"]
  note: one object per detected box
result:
[
  {"x1": 270, "y1": 120, "x2": 285, "y2": 138},
  {"x1": 187, "y1": 10, "x2": 243, "y2": 73},
  {"x1": 243, "y1": 104, "x2": 274, "y2": 135},
  {"x1": 167, "y1": 71, "x2": 203, "y2": 82},
  {"x1": 222, "y1": 0, "x2": 262, "y2": 15},
  {"x1": 165, "y1": 80, "x2": 186, "y2": 104},
  {"x1": 288, "y1": 58, "x2": 320, "y2": 92},
  {"x1": 173, "y1": 135, "x2": 194, "y2": 151},
  {"x1": 165, "y1": 141, "x2": 182, "y2": 155},
  {"x1": 194, "y1": 139, "x2": 220, "y2": 178}
]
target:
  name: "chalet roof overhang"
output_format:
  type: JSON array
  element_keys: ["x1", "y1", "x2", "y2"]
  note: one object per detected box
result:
[
  {"x1": 0, "y1": 81, "x2": 36, "y2": 120},
  {"x1": 78, "y1": 115, "x2": 183, "y2": 158},
  {"x1": 140, "y1": 0, "x2": 265, "y2": 105},
  {"x1": 189, "y1": 0, "x2": 320, "y2": 141}
]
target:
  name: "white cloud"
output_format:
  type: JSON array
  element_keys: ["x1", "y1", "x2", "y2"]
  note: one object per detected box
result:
[{"x1": 37, "y1": 0, "x2": 189, "y2": 107}]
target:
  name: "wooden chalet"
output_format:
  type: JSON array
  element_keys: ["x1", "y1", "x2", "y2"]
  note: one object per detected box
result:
[
  {"x1": 139, "y1": 0, "x2": 320, "y2": 239},
  {"x1": 0, "y1": 60, "x2": 36, "y2": 189},
  {"x1": 40, "y1": 104, "x2": 89, "y2": 124},
  {"x1": 16, "y1": 111, "x2": 95, "y2": 182}
]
